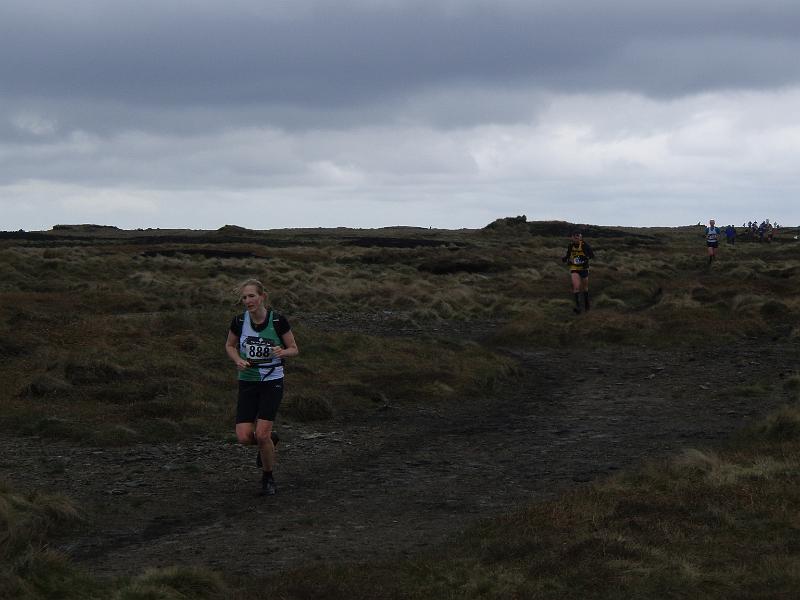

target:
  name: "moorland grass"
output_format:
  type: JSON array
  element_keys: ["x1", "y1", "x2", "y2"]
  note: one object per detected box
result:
[
  {"x1": 2, "y1": 225, "x2": 799, "y2": 439},
  {"x1": 2, "y1": 223, "x2": 800, "y2": 597},
  {"x1": 4, "y1": 401, "x2": 800, "y2": 599},
  {"x1": 0, "y1": 481, "x2": 229, "y2": 599},
  {"x1": 0, "y1": 298, "x2": 516, "y2": 444},
  {"x1": 241, "y1": 403, "x2": 800, "y2": 600}
]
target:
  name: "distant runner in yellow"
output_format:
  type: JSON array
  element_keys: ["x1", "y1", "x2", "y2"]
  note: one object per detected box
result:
[
  {"x1": 225, "y1": 279, "x2": 299, "y2": 496},
  {"x1": 562, "y1": 231, "x2": 595, "y2": 314}
]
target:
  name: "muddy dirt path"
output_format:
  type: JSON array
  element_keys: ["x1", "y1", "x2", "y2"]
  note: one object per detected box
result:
[{"x1": 0, "y1": 340, "x2": 796, "y2": 577}]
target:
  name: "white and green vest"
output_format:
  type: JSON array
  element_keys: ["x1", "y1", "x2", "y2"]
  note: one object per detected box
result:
[{"x1": 238, "y1": 311, "x2": 284, "y2": 382}]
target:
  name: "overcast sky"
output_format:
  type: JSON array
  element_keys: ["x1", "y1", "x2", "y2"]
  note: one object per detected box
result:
[{"x1": 2, "y1": 0, "x2": 799, "y2": 231}]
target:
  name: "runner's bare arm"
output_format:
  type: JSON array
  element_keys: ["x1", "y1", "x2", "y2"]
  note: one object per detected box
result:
[
  {"x1": 272, "y1": 331, "x2": 299, "y2": 359},
  {"x1": 225, "y1": 331, "x2": 250, "y2": 370}
]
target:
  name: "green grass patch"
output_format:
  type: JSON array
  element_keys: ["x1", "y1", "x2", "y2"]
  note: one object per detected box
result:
[
  {"x1": 286, "y1": 326, "x2": 518, "y2": 417},
  {"x1": 0, "y1": 310, "x2": 516, "y2": 443}
]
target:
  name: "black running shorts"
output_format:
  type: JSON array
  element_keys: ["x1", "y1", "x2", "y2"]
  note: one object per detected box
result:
[{"x1": 236, "y1": 379, "x2": 284, "y2": 423}]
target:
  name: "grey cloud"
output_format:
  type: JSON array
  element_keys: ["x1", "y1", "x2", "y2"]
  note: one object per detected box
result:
[
  {"x1": 2, "y1": 1, "x2": 800, "y2": 133},
  {"x1": 2, "y1": 1, "x2": 800, "y2": 234}
]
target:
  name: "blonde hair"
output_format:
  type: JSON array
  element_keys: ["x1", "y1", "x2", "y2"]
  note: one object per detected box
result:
[{"x1": 239, "y1": 278, "x2": 266, "y2": 295}]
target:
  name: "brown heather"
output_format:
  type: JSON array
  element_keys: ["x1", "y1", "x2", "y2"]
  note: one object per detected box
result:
[{"x1": 1, "y1": 221, "x2": 800, "y2": 598}]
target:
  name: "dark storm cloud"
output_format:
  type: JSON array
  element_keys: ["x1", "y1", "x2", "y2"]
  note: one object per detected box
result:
[{"x1": 2, "y1": 1, "x2": 800, "y2": 132}]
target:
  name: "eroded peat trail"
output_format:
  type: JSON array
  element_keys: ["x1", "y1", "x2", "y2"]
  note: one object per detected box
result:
[{"x1": 0, "y1": 339, "x2": 795, "y2": 577}]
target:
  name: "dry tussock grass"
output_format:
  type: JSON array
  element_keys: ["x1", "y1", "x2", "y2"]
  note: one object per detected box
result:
[
  {"x1": 750, "y1": 405, "x2": 800, "y2": 441},
  {"x1": 672, "y1": 448, "x2": 794, "y2": 486},
  {"x1": 286, "y1": 327, "x2": 516, "y2": 419},
  {"x1": 0, "y1": 485, "x2": 80, "y2": 558},
  {"x1": 7, "y1": 227, "x2": 795, "y2": 340},
  {"x1": 599, "y1": 280, "x2": 663, "y2": 311},
  {"x1": 0, "y1": 484, "x2": 89, "y2": 599},
  {"x1": 115, "y1": 566, "x2": 229, "y2": 600},
  {"x1": 733, "y1": 293, "x2": 781, "y2": 312},
  {"x1": 0, "y1": 483, "x2": 227, "y2": 598},
  {"x1": 1, "y1": 229, "x2": 798, "y2": 403},
  {"x1": 2, "y1": 225, "x2": 800, "y2": 598}
]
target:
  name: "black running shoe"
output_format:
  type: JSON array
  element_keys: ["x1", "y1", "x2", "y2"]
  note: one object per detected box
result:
[{"x1": 260, "y1": 476, "x2": 277, "y2": 496}]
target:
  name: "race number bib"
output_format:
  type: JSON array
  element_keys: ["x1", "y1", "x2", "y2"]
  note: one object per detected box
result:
[
  {"x1": 243, "y1": 336, "x2": 276, "y2": 365},
  {"x1": 571, "y1": 256, "x2": 586, "y2": 265}
]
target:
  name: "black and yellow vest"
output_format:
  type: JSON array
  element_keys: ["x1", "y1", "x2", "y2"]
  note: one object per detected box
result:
[{"x1": 567, "y1": 241, "x2": 589, "y2": 272}]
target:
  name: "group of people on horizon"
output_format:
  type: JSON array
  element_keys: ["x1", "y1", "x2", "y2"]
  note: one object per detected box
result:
[
  {"x1": 562, "y1": 216, "x2": 788, "y2": 318},
  {"x1": 743, "y1": 220, "x2": 779, "y2": 243},
  {"x1": 700, "y1": 218, "x2": 788, "y2": 263},
  {"x1": 705, "y1": 219, "x2": 781, "y2": 254}
]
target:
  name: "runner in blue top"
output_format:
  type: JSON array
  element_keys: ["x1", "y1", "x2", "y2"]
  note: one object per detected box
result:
[
  {"x1": 225, "y1": 279, "x2": 299, "y2": 496},
  {"x1": 705, "y1": 219, "x2": 721, "y2": 264},
  {"x1": 725, "y1": 225, "x2": 736, "y2": 246}
]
